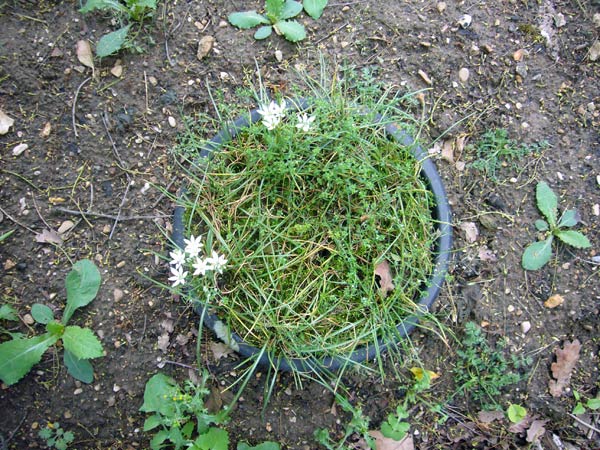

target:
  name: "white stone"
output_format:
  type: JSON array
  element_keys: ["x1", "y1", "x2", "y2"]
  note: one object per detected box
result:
[{"x1": 521, "y1": 321, "x2": 531, "y2": 334}]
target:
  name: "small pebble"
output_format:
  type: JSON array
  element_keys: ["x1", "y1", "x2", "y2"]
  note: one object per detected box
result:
[
  {"x1": 74, "y1": 388, "x2": 83, "y2": 395},
  {"x1": 418, "y1": 69, "x2": 433, "y2": 85},
  {"x1": 64, "y1": 411, "x2": 72, "y2": 419},
  {"x1": 436, "y1": 2, "x2": 446, "y2": 13},
  {"x1": 113, "y1": 384, "x2": 121, "y2": 392},
  {"x1": 148, "y1": 76, "x2": 158, "y2": 86},
  {"x1": 31, "y1": 422, "x2": 39, "y2": 430},
  {"x1": 458, "y1": 14, "x2": 472, "y2": 28},
  {"x1": 594, "y1": 13, "x2": 600, "y2": 28},
  {"x1": 113, "y1": 288, "x2": 124, "y2": 302},
  {"x1": 589, "y1": 41, "x2": 600, "y2": 62},
  {"x1": 593, "y1": 204, "x2": 599, "y2": 216},
  {"x1": 275, "y1": 50, "x2": 283, "y2": 62},
  {"x1": 12, "y1": 143, "x2": 28, "y2": 156},
  {"x1": 521, "y1": 321, "x2": 531, "y2": 334},
  {"x1": 507, "y1": 305, "x2": 515, "y2": 313},
  {"x1": 168, "y1": 116, "x2": 176, "y2": 128},
  {"x1": 458, "y1": 67, "x2": 469, "y2": 82},
  {"x1": 218, "y1": 20, "x2": 228, "y2": 28},
  {"x1": 342, "y1": 5, "x2": 350, "y2": 12},
  {"x1": 116, "y1": 261, "x2": 126, "y2": 268},
  {"x1": 23, "y1": 314, "x2": 34, "y2": 325}
]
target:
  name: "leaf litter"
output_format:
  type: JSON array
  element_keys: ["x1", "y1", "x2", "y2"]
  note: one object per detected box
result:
[
  {"x1": 374, "y1": 260, "x2": 395, "y2": 296},
  {"x1": 549, "y1": 339, "x2": 581, "y2": 397}
]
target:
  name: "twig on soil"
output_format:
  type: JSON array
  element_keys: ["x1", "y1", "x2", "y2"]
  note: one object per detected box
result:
[
  {"x1": 143, "y1": 70, "x2": 150, "y2": 113},
  {"x1": 314, "y1": 22, "x2": 349, "y2": 45},
  {"x1": 72, "y1": 77, "x2": 91, "y2": 138},
  {"x1": 31, "y1": 195, "x2": 55, "y2": 230},
  {"x1": 568, "y1": 413, "x2": 600, "y2": 434},
  {"x1": 138, "y1": 314, "x2": 147, "y2": 347},
  {"x1": 53, "y1": 207, "x2": 167, "y2": 221},
  {"x1": 162, "y1": 360, "x2": 198, "y2": 371},
  {"x1": 0, "y1": 206, "x2": 36, "y2": 234}
]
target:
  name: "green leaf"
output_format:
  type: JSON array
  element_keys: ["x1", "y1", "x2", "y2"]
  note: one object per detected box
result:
[
  {"x1": 381, "y1": 421, "x2": 409, "y2": 440},
  {"x1": 31, "y1": 303, "x2": 54, "y2": 324},
  {"x1": 273, "y1": 20, "x2": 306, "y2": 42},
  {"x1": 228, "y1": 11, "x2": 270, "y2": 29},
  {"x1": 46, "y1": 321, "x2": 65, "y2": 336},
  {"x1": 536, "y1": 181, "x2": 558, "y2": 226},
  {"x1": 555, "y1": 230, "x2": 591, "y2": 249},
  {"x1": 587, "y1": 398, "x2": 600, "y2": 410},
  {"x1": 62, "y1": 326, "x2": 104, "y2": 359},
  {"x1": 80, "y1": 0, "x2": 128, "y2": 14},
  {"x1": 534, "y1": 219, "x2": 549, "y2": 231},
  {"x1": 140, "y1": 373, "x2": 180, "y2": 416},
  {"x1": 572, "y1": 402, "x2": 586, "y2": 415},
  {"x1": 265, "y1": 0, "x2": 284, "y2": 19},
  {"x1": 254, "y1": 26, "x2": 273, "y2": 40},
  {"x1": 558, "y1": 209, "x2": 579, "y2": 228},
  {"x1": 0, "y1": 304, "x2": 18, "y2": 321},
  {"x1": 0, "y1": 333, "x2": 59, "y2": 385},
  {"x1": 64, "y1": 349, "x2": 94, "y2": 383},
  {"x1": 303, "y1": 0, "x2": 328, "y2": 19},
  {"x1": 63, "y1": 259, "x2": 101, "y2": 325},
  {"x1": 143, "y1": 414, "x2": 163, "y2": 432},
  {"x1": 280, "y1": 0, "x2": 303, "y2": 19},
  {"x1": 507, "y1": 404, "x2": 527, "y2": 423},
  {"x1": 193, "y1": 427, "x2": 229, "y2": 450},
  {"x1": 237, "y1": 442, "x2": 281, "y2": 450},
  {"x1": 0, "y1": 229, "x2": 15, "y2": 242},
  {"x1": 96, "y1": 25, "x2": 131, "y2": 58},
  {"x1": 150, "y1": 430, "x2": 170, "y2": 450},
  {"x1": 522, "y1": 237, "x2": 553, "y2": 270}
]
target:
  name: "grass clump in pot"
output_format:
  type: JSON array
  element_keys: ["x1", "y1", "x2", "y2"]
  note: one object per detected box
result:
[{"x1": 172, "y1": 71, "x2": 441, "y2": 375}]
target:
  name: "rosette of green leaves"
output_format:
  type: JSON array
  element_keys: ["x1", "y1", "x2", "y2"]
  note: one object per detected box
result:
[
  {"x1": 228, "y1": 0, "x2": 327, "y2": 42},
  {"x1": 522, "y1": 181, "x2": 591, "y2": 270},
  {"x1": 0, "y1": 260, "x2": 103, "y2": 385}
]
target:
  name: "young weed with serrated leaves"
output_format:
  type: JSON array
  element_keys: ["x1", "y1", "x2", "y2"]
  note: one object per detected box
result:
[
  {"x1": 39, "y1": 422, "x2": 75, "y2": 450},
  {"x1": 522, "y1": 181, "x2": 591, "y2": 270}
]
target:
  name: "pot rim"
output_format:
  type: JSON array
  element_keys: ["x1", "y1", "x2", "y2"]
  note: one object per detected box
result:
[{"x1": 172, "y1": 98, "x2": 453, "y2": 373}]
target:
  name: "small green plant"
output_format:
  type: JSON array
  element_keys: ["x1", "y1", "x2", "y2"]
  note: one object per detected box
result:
[
  {"x1": 506, "y1": 404, "x2": 527, "y2": 423},
  {"x1": 39, "y1": 422, "x2": 75, "y2": 450},
  {"x1": 572, "y1": 390, "x2": 600, "y2": 415},
  {"x1": 228, "y1": 0, "x2": 328, "y2": 42},
  {"x1": 79, "y1": 0, "x2": 157, "y2": 57},
  {"x1": 470, "y1": 128, "x2": 547, "y2": 180},
  {"x1": 0, "y1": 229, "x2": 15, "y2": 242},
  {"x1": 380, "y1": 405, "x2": 410, "y2": 440},
  {"x1": 452, "y1": 322, "x2": 531, "y2": 410},
  {"x1": 522, "y1": 181, "x2": 591, "y2": 270},
  {"x1": 0, "y1": 260, "x2": 103, "y2": 385},
  {"x1": 141, "y1": 371, "x2": 280, "y2": 450},
  {"x1": 315, "y1": 394, "x2": 374, "y2": 450}
]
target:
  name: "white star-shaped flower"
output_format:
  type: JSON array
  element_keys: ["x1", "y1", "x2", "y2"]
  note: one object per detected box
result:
[
  {"x1": 168, "y1": 265, "x2": 188, "y2": 287},
  {"x1": 257, "y1": 100, "x2": 287, "y2": 130},
  {"x1": 192, "y1": 257, "x2": 210, "y2": 276},
  {"x1": 295, "y1": 113, "x2": 315, "y2": 132},
  {"x1": 184, "y1": 235, "x2": 203, "y2": 258},
  {"x1": 169, "y1": 248, "x2": 186, "y2": 268},
  {"x1": 206, "y1": 250, "x2": 228, "y2": 274}
]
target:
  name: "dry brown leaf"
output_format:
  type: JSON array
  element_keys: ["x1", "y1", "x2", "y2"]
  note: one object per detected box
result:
[
  {"x1": 76, "y1": 40, "x2": 94, "y2": 71},
  {"x1": 459, "y1": 222, "x2": 479, "y2": 243},
  {"x1": 544, "y1": 294, "x2": 564, "y2": 309},
  {"x1": 57, "y1": 220, "x2": 75, "y2": 234},
  {"x1": 110, "y1": 61, "x2": 123, "y2": 78},
  {"x1": 478, "y1": 246, "x2": 497, "y2": 262},
  {"x1": 160, "y1": 318, "x2": 174, "y2": 333},
  {"x1": 197, "y1": 35, "x2": 215, "y2": 60},
  {"x1": 374, "y1": 260, "x2": 395, "y2": 296},
  {"x1": 35, "y1": 229, "x2": 63, "y2": 245},
  {"x1": 368, "y1": 431, "x2": 414, "y2": 450},
  {"x1": 205, "y1": 385, "x2": 223, "y2": 414},
  {"x1": 477, "y1": 410, "x2": 505, "y2": 424},
  {"x1": 40, "y1": 122, "x2": 52, "y2": 137},
  {"x1": 508, "y1": 415, "x2": 533, "y2": 433},
  {"x1": 0, "y1": 110, "x2": 15, "y2": 135},
  {"x1": 526, "y1": 419, "x2": 547, "y2": 443},
  {"x1": 441, "y1": 139, "x2": 454, "y2": 163},
  {"x1": 549, "y1": 339, "x2": 581, "y2": 397},
  {"x1": 210, "y1": 341, "x2": 233, "y2": 361},
  {"x1": 157, "y1": 333, "x2": 170, "y2": 352}
]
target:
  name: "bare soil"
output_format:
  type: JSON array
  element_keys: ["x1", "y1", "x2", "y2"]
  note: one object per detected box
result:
[{"x1": 0, "y1": 0, "x2": 598, "y2": 449}]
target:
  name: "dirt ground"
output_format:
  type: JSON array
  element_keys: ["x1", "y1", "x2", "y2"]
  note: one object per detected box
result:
[{"x1": 0, "y1": 0, "x2": 599, "y2": 449}]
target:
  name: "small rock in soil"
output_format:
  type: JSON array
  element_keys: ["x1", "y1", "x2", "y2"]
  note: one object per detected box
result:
[
  {"x1": 148, "y1": 76, "x2": 158, "y2": 86},
  {"x1": 111, "y1": 61, "x2": 123, "y2": 77},
  {"x1": 486, "y1": 192, "x2": 507, "y2": 210},
  {"x1": 521, "y1": 321, "x2": 531, "y2": 334},
  {"x1": 436, "y1": 2, "x2": 446, "y2": 13},
  {"x1": 12, "y1": 143, "x2": 28, "y2": 156},
  {"x1": 418, "y1": 69, "x2": 433, "y2": 85},
  {"x1": 594, "y1": 13, "x2": 600, "y2": 27},
  {"x1": 23, "y1": 314, "x2": 34, "y2": 325},
  {"x1": 544, "y1": 294, "x2": 565, "y2": 308},
  {"x1": 589, "y1": 41, "x2": 600, "y2": 61},
  {"x1": 113, "y1": 288, "x2": 124, "y2": 302},
  {"x1": 554, "y1": 13, "x2": 566, "y2": 28},
  {"x1": 0, "y1": 110, "x2": 15, "y2": 135},
  {"x1": 458, "y1": 67, "x2": 469, "y2": 82},
  {"x1": 458, "y1": 14, "x2": 472, "y2": 28},
  {"x1": 275, "y1": 50, "x2": 283, "y2": 62},
  {"x1": 516, "y1": 63, "x2": 528, "y2": 78},
  {"x1": 197, "y1": 35, "x2": 215, "y2": 60},
  {"x1": 168, "y1": 116, "x2": 177, "y2": 128}
]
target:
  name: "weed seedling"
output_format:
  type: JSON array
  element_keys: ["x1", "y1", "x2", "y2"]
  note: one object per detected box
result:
[
  {"x1": 572, "y1": 390, "x2": 600, "y2": 415},
  {"x1": 229, "y1": 0, "x2": 328, "y2": 42},
  {"x1": 0, "y1": 260, "x2": 104, "y2": 385},
  {"x1": 79, "y1": 0, "x2": 157, "y2": 57},
  {"x1": 522, "y1": 181, "x2": 591, "y2": 270},
  {"x1": 506, "y1": 404, "x2": 527, "y2": 423},
  {"x1": 38, "y1": 422, "x2": 75, "y2": 450}
]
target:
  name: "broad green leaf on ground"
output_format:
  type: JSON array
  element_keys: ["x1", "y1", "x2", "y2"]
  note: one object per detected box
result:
[
  {"x1": 555, "y1": 230, "x2": 591, "y2": 248},
  {"x1": 237, "y1": 442, "x2": 281, "y2": 450},
  {"x1": 507, "y1": 404, "x2": 527, "y2": 423},
  {"x1": 536, "y1": 181, "x2": 558, "y2": 226},
  {"x1": 273, "y1": 20, "x2": 306, "y2": 42},
  {"x1": 265, "y1": 0, "x2": 284, "y2": 19},
  {"x1": 368, "y1": 430, "x2": 415, "y2": 450},
  {"x1": 80, "y1": 0, "x2": 128, "y2": 14},
  {"x1": 280, "y1": 0, "x2": 303, "y2": 19},
  {"x1": 193, "y1": 427, "x2": 229, "y2": 450},
  {"x1": 381, "y1": 422, "x2": 410, "y2": 441},
  {"x1": 0, "y1": 304, "x2": 18, "y2": 321},
  {"x1": 303, "y1": 0, "x2": 328, "y2": 19},
  {"x1": 557, "y1": 209, "x2": 579, "y2": 228},
  {"x1": 228, "y1": 11, "x2": 270, "y2": 29},
  {"x1": 150, "y1": 430, "x2": 170, "y2": 450},
  {"x1": 140, "y1": 373, "x2": 180, "y2": 416},
  {"x1": 64, "y1": 349, "x2": 94, "y2": 383},
  {"x1": 143, "y1": 414, "x2": 163, "y2": 432},
  {"x1": 31, "y1": 303, "x2": 54, "y2": 324},
  {"x1": 96, "y1": 25, "x2": 131, "y2": 57},
  {"x1": 62, "y1": 326, "x2": 104, "y2": 359},
  {"x1": 254, "y1": 26, "x2": 273, "y2": 39},
  {"x1": 0, "y1": 333, "x2": 59, "y2": 385},
  {"x1": 534, "y1": 219, "x2": 548, "y2": 231},
  {"x1": 587, "y1": 398, "x2": 600, "y2": 410},
  {"x1": 63, "y1": 259, "x2": 101, "y2": 324},
  {"x1": 522, "y1": 237, "x2": 553, "y2": 270}
]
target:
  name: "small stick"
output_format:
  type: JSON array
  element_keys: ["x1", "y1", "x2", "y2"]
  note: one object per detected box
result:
[
  {"x1": 53, "y1": 207, "x2": 168, "y2": 221},
  {"x1": 568, "y1": 413, "x2": 600, "y2": 434},
  {"x1": 314, "y1": 22, "x2": 349, "y2": 45},
  {"x1": 143, "y1": 70, "x2": 149, "y2": 112},
  {"x1": 72, "y1": 77, "x2": 91, "y2": 138},
  {"x1": 138, "y1": 314, "x2": 147, "y2": 347},
  {"x1": 161, "y1": 360, "x2": 198, "y2": 371},
  {"x1": 0, "y1": 206, "x2": 36, "y2": 234}
]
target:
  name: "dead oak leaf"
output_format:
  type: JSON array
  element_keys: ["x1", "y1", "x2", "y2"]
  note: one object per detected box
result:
[
  {"x1": 209, "y1": 341, "x2": 233, "y2": 361},
  {"x1": 526, "y1": 419, "x2": 547, "y2": 443},
  {"x1": 459, "y1": 222, "x2": 479, "y2": 243},
  {"x1": 477, "y1": 410, "x2": 505, "y2": 424},
  {"x1": 374, "y1": 260, "x2": 395, "y2": 296},
  {"x1": 157, "y1": 333, "x2": 170, "y2": 353},
  {"x1": 368, "y1": 431, "x2": 414, "y2": 450},
  {"x1": 76, "y1": 40, "x2": 94, "y2": 71},
  {"x1": 35, "y1": 229, "x2": 63, "y2": 245},
  {"x1": 549, "y1": 339, "x2": 581, "y2": 397}
]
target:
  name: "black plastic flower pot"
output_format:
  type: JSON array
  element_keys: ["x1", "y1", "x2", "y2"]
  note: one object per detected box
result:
[{"x1": 172, "y1": 98, "x2": 452, "y2": 373}]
